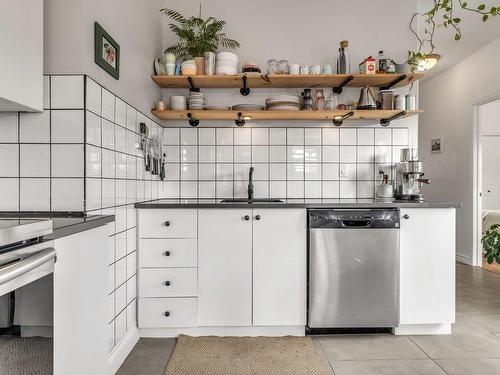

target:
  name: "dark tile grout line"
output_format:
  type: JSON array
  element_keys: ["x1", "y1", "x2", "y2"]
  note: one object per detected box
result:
[{"x1": 407, "y1": 336, "x2": 451, "y2": 375}]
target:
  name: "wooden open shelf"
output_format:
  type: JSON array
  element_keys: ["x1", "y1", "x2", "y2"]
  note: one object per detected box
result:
[
  {"x1": 152, "y1": 109, "x2": 422, "y2": 122},
  {"x1": 152, "y1": 73, "x2": 422, "y2": 90}
]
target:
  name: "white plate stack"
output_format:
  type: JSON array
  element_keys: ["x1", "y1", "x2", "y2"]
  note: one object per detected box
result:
[
  {"x1": 216, "y1": 52, "x2": 239, "y2": 75},
  {"x1": 265, "y1": 95, "x2": 301, "y2": 111},
  {"x1": 169, "y1": 96, "x2": 187, "y2": 110},
  {"x1": 188, "y1": 92, "x2": 207, "y2": 110}
]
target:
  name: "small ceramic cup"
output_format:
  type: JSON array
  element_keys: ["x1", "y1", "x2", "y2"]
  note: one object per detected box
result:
[
  {"x1": 290, "y1": 64, "x2": 300, "y2": 75},
  {"x1": 321, "y1": 64, "x2": 333, "y2": 74},
  {"x1": 166, "y1": 63, "x2": 176, "y2": 76},
  {"x1": 311, "y1": 65, "x2": 321, "y2": 75},
  {"x1": 300, "y1": 65, "x2": 310, "y2": 75}
]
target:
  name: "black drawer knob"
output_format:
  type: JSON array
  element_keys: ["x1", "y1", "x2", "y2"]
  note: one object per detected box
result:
[
  {"x1": 165, "y1": 280, "x2": 171, "y2": 286},
  {"x1": 164, "y1": 251, "x2": 171, "y2": 256},
  {"x1": 403, "y1": 214, "x2": 410, "y2": 220},
  {"x1": 244, "y1": 215, "x2": 250, "y2": 221},
  {"x1": 165, "y1": 221, "x2": 171, "y2": 227},
  {"x1": 255, "y1": 215, "x2": 261, "y2": 220},
  {"x1": 164, "y1": 311, "x2": 170, "y2": 317}
]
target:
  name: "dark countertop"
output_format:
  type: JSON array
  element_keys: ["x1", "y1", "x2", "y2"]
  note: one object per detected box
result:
[
  {"x1": 0, "y1": 213, "x2": 115, "y2": 240},
  {"x1": 134, "y1": 198, "x2": 462, "y2": 209}
]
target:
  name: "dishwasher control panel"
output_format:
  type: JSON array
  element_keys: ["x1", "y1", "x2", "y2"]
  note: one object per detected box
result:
[{"x1": 309, "y1": 209, "x2": 400, "y2": 229}]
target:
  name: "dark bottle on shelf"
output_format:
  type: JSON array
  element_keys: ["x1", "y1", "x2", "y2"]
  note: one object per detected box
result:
[{"x1": 336, "y1": 40, "x2": 350, "y2": 74}]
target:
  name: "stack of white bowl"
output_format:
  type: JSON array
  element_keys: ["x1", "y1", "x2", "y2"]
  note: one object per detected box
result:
[
  {"x1": 216, "y1": 52, "x2": 239, "y2": 75},
  {"x1": 265, "y1": 95, "x2": 301, "y2": 111},
  {"x1": 188, "y1": 92, "x2": 207, "y2": 110},
  {"x1": 169, "y1": 96, "x2": 187, "y2": 110}
]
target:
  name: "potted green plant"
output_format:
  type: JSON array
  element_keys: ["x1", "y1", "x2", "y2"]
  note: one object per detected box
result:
[
  {"x1": 482, "y1": 224, "x2": 500, "y2": 264},
  {"x1": 161, "y1": 7, "x2": 240, "y2": 75}
]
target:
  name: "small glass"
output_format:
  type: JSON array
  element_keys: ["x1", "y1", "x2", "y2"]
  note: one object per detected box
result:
[
  {"x1": 267, "y1": 59, "x2": 278, "y2": 74},
  {"x1": 277, "y1": 59, "x2": 289, "y2": 74}
]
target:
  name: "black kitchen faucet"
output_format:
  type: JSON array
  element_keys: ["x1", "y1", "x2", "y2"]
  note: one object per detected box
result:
[{"x1": 247, "y1": 167, "x2": 254, "y2": 200}]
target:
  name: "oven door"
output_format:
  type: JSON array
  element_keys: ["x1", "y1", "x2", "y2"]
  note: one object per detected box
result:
[{"x1": 0, "y1": 242, "x2": 56, "y2": 297}]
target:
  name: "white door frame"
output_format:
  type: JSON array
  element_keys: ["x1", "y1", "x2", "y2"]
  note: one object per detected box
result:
[{"x1": 472, "y1": 94, "x2": 500, "y2": 267}]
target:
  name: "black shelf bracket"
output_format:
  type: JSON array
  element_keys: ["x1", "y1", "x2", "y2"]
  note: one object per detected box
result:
[
  {"x1": 187, "y1": 77, "x2": 200, "y2": 92},
  {"x1": 332, "y1": 75, "x2": 354, "y2": 95},
  {"x1": 380, "y1": 74, "x2": 407, "y2": 91},
  {"x1": 187, "y1": 112, "x2": 200, "y2": 127},
  {"x1": 240, "y1": 75, "x2": 250, "y2": 96},
  {"x1": 380, "y1": 111, "x2": 406, "y2": 127},
  {"x1": 235, "y1": 112, "x2": 246, "y2": 127}
]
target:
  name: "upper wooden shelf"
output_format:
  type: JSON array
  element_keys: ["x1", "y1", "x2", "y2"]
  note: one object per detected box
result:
[{"x1": 152, "y1": 73, "x2": 423, "y2": 90}]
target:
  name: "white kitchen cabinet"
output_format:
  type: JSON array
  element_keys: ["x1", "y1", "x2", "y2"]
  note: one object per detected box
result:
[
  {"x1": 198, "y1": 209, "x2": 253, "y2": 326},
  {"x1": 138, "y1": 239, "x2": 197, "y2": 268},
  {"x1": 139, "y1": 268, "x2": 197, "y2": 297},
  {"x1": 53, "y1": 224, "x2": 112, "y2": 375},
  {"x1": 253, "y1": 209, "x2": 306, "y2": 326},
  {"x1": 138, "y1": 209, "x2": 197, "y2": 238},
  {"x1": 398, "y1": 208, "x2": 456, "y2": 328},
  {"x1": 139, "y1": 298, "x2": 197, "y2": 328}
]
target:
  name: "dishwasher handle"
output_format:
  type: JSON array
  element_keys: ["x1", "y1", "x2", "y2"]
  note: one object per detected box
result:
[{"x1": 340, "y1": 219, "x2": 372, "y2": 228}]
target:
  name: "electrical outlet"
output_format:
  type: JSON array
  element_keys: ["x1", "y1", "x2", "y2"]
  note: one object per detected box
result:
[{"x1": 339, "y1": 164, "x2": 349, "y2": 177}]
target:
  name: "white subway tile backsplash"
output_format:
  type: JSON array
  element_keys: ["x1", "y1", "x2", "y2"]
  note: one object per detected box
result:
[
  {"x1": 357, "y1": 181, "x2": 375, "y2": 198},
  {"x1": 102, "y1": 149, "x2": 116, "y2": 178},
  {"x1": 51, "y1": 76, "x2": 84, "y2": 109},
  {"x1": 198, "y1": 164, "x2": 215, "y2": 180},
  {"x1": 340, "y1": 128, "x2": 357, "y2": 145},
  {"x1": 323, "y1": 146, "x2": 339, "y2": 163},
  {"x1": 126, "y1": 105, "x2": 136, "y2": 131},
  {"x1": 0, "y1": 113, "x2": 19, "y2": 143},
  {"x1": 0, "y1": 179, "x2": 19, "y2": 210},
  {"x1": 51, "y1": 178, "x2": 84, "y2": 211},
  {"x1": 393, "y1": 128, "x2": 409, "y2": 146},
  {"x1": 269, "y1": 146, "x2": 286, "y2": 163},
  {"x1": 323, "y1": 164, "x2": 339, "y2": 180},
  {"x1": 287, "y1": 163, "x2": 304, "y2": 180},
  {"x1": 287, "y1": 181, "x2": 304, "y2": 198},
  {"x1": 253, "y1": 181, "x2": 268, "y2": 198},
  {"x1": 270, "y1": 128, "x2": 286, "y2": 145},
  {"x1": 20, "y1": 112, "x2": 50, "y2": 143},
  {"x1": 305, "y1": 181, "x2": 322, "y2": 198},
  {"x1": 252, "y1": 146, "x2": 268, "y2": 163},
  {"x1": 287, "y1": 128, "x2": 304, "y2": 145},
  {"x1": 86, "y1": 111, "x2": 102, "y2": 147},
  {"x1": 115, "y1": 153, "x2": 127, "y2": 179},
  {"x1": 305, "y1": 163, "x2": 321, "y2": 180},
  {"x1": 375, "y1": 128, "x2": 392, "y2": 146},
  {"x1": 181, "y1": 164, "x2": 197, "y2": 180},
  {"x1": 287, "y1": 146, "x2": 304, "y2": 162},
  {"x1": 0, "y1": 145, "x2": 19, "y2": 177},
  {"x1": 86, "y1": 77, "x2": 102, "y2": 115},
  {"x1": 217, "y1": 146, "x2": 233, "y2": 163},
  {"x1": 357, "y1": 128, "x2": 375, "y2": 145},
  {"x1": 270, "y1": 164, "x2": 286, "y2": 180},
  {"x1": 375, "y1": 146, "x2": 392, "y2": 163},
  {"x1": 340, "y1": 180, "x2": 357, "y2": 198},
  {"x1": 199, "y1": 181, "x2": 215, "y2": 198},
  {"x1": 234, "y1": 146, "x2": 251, "y2": 163},
  {"x1": 102, "y1": 119, "x2": 115, "y2": 150},
  {"x1": 20, "y1": 178, "x2": 50, "y2": 210},
  {"x1": 180, "y1": 181, "x2": 197, "y2": 198},
  {"x1": 51, "y1": 110, "x2": 84, "y2": 143},
  {"x1": 305, "y1": 129, "x2": 322, "y2": 145},
  {"x1": 234, "y1": 128, "x2": 251, "y2": 145},
  {"x1": 163, "y1": 128, "x2": 180, "y2": 145},
  {"x1": 358, "y1": 164, "x2": 375, "y2": 180},
  {"x1": 270, "y1": 181, "x2": 286, "y2": 198},
  {"x1": 101, "y1": 89, "x2": 115, "y2": 122},
  {"x1": 43, "y1": 76, "x2": 50, "y2": 110},
  {"x1": 339, "y1": 164, "x2": 356, "y2": 181},
  {"x1": 51, "y1": 144, "x2": 84, "y2": 177},
  {"x1": 357, "y1": 146, "x2": 375, "y2": 163},
  {"x1": 252, "y1": 128, "x2": 268, "y2": 145},
  {"x1": 20, "y1": 144, "x2": 50, "y2": 177},
  {"x1": 253, "y1": 165, "x2": 268, "y2": 181},
  {"x1": 102, "y1": 179, "x2": 115, "y2": 208},
  {"x1": 216, "y1": 181, "x2": 233, "y2": 198},
  {"x1": 322, "y1": 128, "x2": 339, "y2": 145},
  {"x1": 86, "y1": 178, "x2": 102, "y2": 210},
  {"x1": 305, "y1": 146, "x2": 321, "y2": 163},
  {"x1": 181, "y1": 146, "x2": 198, "y2": 162},
  {"x1": 339, "y1": 146, "x2": 356, "y2": 163},
  {"x1": 198, "y1": 128, "x2": 215, "y2": 145},
  {"x1": 115, "y1": 98, "x2": 127, "y2": 127},
  {"x1": 199, "y1": 146, "x2": 215, "y2": 163},
  {"x1": 181, "y1": 128, "x2": 197, "y2": 146},
  {"x1": 115, "y1": 126, "x2": 127, "y2": 154},
  {"x1": 164, "y1": 146, "x2": 180, "y2": 163},
  {"x1": 323, "y1": 181, "x2": 339, "y2": 198},
  {"x1": 116, "y1": 180, "x2": 127, "y2": 205},
  {"x1": 216, "y1": 128, "x2": 233, "y2": 145}
]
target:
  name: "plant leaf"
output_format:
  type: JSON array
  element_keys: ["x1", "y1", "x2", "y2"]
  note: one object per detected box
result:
[{"x1": 483, "y1": 14, "x2": 489, "y2": 21}]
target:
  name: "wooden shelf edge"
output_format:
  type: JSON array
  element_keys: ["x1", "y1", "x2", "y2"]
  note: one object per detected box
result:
[
  {"x1": 151, "y1": 109, "x2": 422, "y2": 122},
  {"x1": 152, "y1": 73, "x2": 423, "y2": 89}
]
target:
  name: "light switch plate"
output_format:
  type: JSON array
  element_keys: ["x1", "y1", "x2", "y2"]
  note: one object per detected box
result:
[{"x1": 339, "y1": 164, "x2": 349, "y2": 177}]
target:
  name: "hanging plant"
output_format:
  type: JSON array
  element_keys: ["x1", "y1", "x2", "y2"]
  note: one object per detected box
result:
[
  {"x1": 161, "y1": 6, "x2": 240, "y2": 61},
  {"x1": 408, "y1": 1, "x2": 500, "y2": 69},
  {"x1": 482, "y1": 224, "x2": 500, "y2": 264}
]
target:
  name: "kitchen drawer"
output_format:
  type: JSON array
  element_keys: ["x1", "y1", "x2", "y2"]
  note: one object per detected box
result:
[
  {"x1": 139, "y1": 239, "x2": 197, "y2": 268},
  {"x1": 138, "y1": 298, "x2": 197, "y2": 328},
  {"x1": 139, "y1": 268, "x2": 197, "y2": 297},
  {"x1": 138, "y1": 209, "x2": 197, "y2": 239}
]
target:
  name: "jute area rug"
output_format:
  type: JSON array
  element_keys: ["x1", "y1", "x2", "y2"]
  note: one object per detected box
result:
[{"x1": 164, "y1": 335, "x2": 325, "y2": 375}]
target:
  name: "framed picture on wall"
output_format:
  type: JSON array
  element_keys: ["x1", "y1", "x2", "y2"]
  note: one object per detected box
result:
[
  {"x1": 431, "y1": 138, "x2": 442, "y2": 153},
  {"x1": 94, "y1": 22, "x2": 120, "y2": 80}
]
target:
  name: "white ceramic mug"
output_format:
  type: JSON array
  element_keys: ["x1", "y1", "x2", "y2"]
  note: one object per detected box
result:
[
  {"x1": 300, "y1": 65, "x2": 310, "y2": 75},
  {"x1": 311, "y1": 65, "x2": 321, "y2": 75},
  {"x1": 322, "y1": 64, "x2": 333, "y2": 74},
  {"x1": 166, "y1": 63, "x2": 176, "y2": 76},
  {"x1": 290, "y1": 64, "x2": 300, "y2": 75}
]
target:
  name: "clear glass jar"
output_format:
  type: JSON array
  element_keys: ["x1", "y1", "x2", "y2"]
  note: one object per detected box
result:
[
  {"x1": 315, "y1": 89, "x2": 325, "y2": 110},
  {"x1": 277, "y1": 59, "x2": 289, "y2": 74},
  {"x1": 302, "y1": 89, "x2": 313, "y2": 111},
  {"x1": 267, "y1": 59, "x2": 278, "y2": 74}
]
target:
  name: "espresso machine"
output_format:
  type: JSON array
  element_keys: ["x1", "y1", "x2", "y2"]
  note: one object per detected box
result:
[{"x1": 395, "y1": 148, "x2": 431, "y2": 201}]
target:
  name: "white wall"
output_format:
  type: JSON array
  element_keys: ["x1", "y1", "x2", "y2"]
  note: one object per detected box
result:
[
  {"x1": 419, "y1": 36, "x2": 500, "y2": 264},
  {"x1": 0, "y1": 0, "x2": 43, "y2": 111},
  {"x1": 44, "y1": 0, "x2": 163, "y2": 115}
]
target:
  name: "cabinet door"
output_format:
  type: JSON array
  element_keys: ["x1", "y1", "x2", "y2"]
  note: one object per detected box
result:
[
  {"x1": 399, "y1": 208, "x2": 456, "y2": 325},
  {"x1": 253, "y1": 209, "x2": 307, "y2": 326},
  {"x1": 198, "y1": 209, "x2": 252, "y2": 326}
]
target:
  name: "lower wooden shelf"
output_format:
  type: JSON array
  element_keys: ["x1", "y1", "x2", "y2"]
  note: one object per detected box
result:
[{"x1": 152, "y1": 109, "x2": 422, "y2": 122}]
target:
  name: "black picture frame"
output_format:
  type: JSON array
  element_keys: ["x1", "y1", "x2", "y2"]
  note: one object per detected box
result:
[{"x1": 94, "y1": 22, "x2": 120, "y2": 80}]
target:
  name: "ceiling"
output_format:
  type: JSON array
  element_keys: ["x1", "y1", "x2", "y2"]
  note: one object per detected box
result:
[{"x1": 417, "y1": 0, "x2": 500, "y2": 79}]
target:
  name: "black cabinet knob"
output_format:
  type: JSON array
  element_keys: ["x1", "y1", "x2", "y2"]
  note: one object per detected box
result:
[
  {"x1": 244, "y1": 215, "x2": 250, "y2": 221},
  {"x1": 165, "y1": 280, "x2": 171, "y2": 286},
  {"x1": 165, "y1": 221, "x2": 171, "y2": 227},
  {"x1": 164, "y1": 311, "x2": 170, "y2": 317},
  {"x1": 403, "y1": 214, "x2": 410, "y2": 220},
  {"x1": 164, "y1": 251, "x2": 171, "y2": 256},
  {"x1": 255, "y1": 215, "x2": 261, "y2": 220}
]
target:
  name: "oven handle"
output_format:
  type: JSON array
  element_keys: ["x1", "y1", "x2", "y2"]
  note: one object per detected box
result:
[{"x1": 0, "y1": 247, "x2": 56, "y2": 285}]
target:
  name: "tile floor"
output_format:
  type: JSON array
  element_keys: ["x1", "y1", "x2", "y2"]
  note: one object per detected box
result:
[{"x1": 117, "y1": 263, "x2": 500, "y2": 375}]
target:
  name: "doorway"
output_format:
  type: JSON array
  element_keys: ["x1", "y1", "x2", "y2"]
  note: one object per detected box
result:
[{"x1": 474, "y1": 97, "x2": 500, "y2": 272}]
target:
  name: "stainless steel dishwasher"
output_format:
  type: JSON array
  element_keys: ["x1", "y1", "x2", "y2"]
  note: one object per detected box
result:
[{"x1": 308, "y1": 209, "x2": 400, "y2": 330}]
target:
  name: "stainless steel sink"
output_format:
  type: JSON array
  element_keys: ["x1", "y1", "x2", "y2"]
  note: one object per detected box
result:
[{"x1": 219, "y1": 198, "x2": 284, "y2": 204}]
